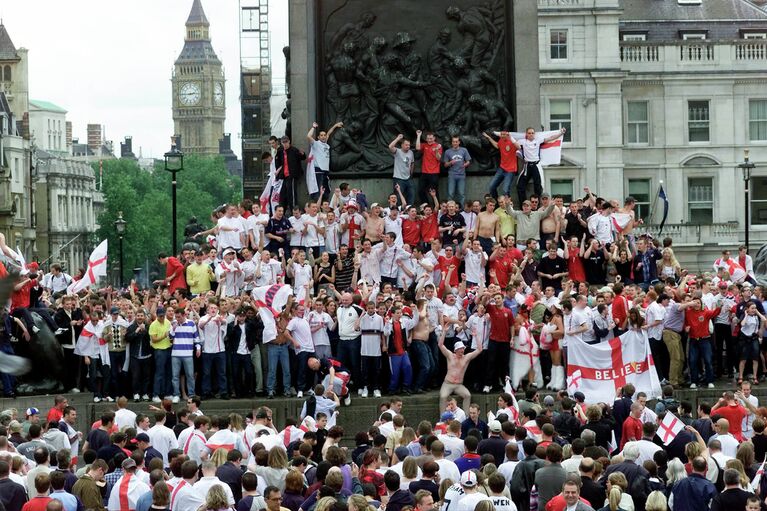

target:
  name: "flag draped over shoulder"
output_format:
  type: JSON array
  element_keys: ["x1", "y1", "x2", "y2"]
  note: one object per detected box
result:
[
  {"x1": 509, "y1": 130, "x2": 564, "y2": 166},
  {"x1": 566, "y1": 329, "x2": 661, "y2": 404},
  {"x1": 107, "y1": 472, "x2": 150, "y2": 511},
  {"x1": 68, "y1": 239, "x2": 108, "y2": 294}
]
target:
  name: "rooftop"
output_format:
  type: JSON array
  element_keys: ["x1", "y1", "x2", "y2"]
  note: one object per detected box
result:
[
  {"x1": 30, "y1": 100, "x2": 67, "y2": 114},
  {"x1": 186, "y1": 0, "x2": 209, "y2": 26},
  {"x1": 622, "y1": 0, "x2": 767, "y2": 21},
  {"x1": 0, "y1": 23, "x2": 19, "y2": 61}
]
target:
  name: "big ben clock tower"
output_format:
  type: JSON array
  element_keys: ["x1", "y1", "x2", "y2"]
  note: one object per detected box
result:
[{"x1": 172, "y1": 0, "x2": 225, "y2": 156}]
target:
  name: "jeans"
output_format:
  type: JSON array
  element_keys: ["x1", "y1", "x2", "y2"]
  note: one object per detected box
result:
[
  {"x1": 266, "y1": 343, "x2": 291, "y2": 394},
  {"x1": 488, "y1": 168, "x2": 515, "y2": 199},
  {"x1": 108, "y1": 351, "x2": 126, "y2": 398},
  {"x1": 410, "y1": 341, "x2": 433, "y2": 391},
  {"x1": 689, "y1": 336, "x2": 713, "y2": 385},
  {"x1": 295, "y1": 350, "x2": 315, "y2": 392},
  {"x1": 448, "y1": 175, "x2": 466, "y2": 206},
  {"x1": 250, "y1": 346, "x2": 264, "y2": 393},
  {"x1": 88, "y1": 358, "x2": 110, "y2": 398},
  {"x1": 388, "y1": 354, "x2": 413, "y2": 392},
  {"x1": 153, "y1": 348, "x2": 171, "y2": 397},
  {"x1": 172, "y1": 356, "x2": 196, "y2": 397},
  {"x1": 360, "y1": 355, "x2": 381, "y2": 391},
  {"x1": 231, "y1": 352, "x2": 254, "y2": 395},
  {"x1": 131, "y1": 357, "x2": 152, "y2": 396},
  {"x1": 201, "y1": 352, "x2": 228, "y2": 397},
  {"x1": 337, "y1": 337, "x2": 361, "y2": 387},
  {"x1": 393, "y1": 178, "x2": 414, "y2": 207}
]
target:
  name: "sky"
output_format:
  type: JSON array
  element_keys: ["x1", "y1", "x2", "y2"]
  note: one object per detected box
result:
[{"x1": 1, "y1": 0, "x2": 289, "y2": 158}]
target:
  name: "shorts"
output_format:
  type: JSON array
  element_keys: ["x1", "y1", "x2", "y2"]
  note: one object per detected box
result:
[{"x1": 741, "y1": 335, "x2": 760, "y2": 360}]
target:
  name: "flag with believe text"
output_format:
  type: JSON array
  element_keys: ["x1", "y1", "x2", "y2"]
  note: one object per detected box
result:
[{"x1": 566, "y1": 329, "x2": 662, "y2": 404}]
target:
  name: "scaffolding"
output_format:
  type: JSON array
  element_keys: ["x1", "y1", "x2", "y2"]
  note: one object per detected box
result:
[{"x1": 239, "y1": 0, "x2": 272, "y2": 200}]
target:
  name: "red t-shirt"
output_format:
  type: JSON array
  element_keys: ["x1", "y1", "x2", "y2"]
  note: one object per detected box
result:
[
  {"x1": 10, "y1": 280, "x2": 34, "y2": 311},
  {"x1": 420, "y1": 212, "x2": 439, "y2": 242},
  {"x1": 492, "y1": 254, "x2": 517, "y2": 288},
  {"x1": 47, "y1": 407, "x2": 63, "y2": 423},
  {"x1": 684, "y1": 308, "x2": 721, "y2": 339},
  {"x1": 402, "y1": 218, "x2": 421, "y2": 247},
  {"x1": 498, "y1": 137, "x2": 518, "y2": 173},
  {"x1": 22, "y1": 497, "x2": 52, "y2": 511},
  {"x1": 620, "y1": 415, "x2": 643, "y2": 448},
  {"x1": 0, "y1": 261, "x2": 7, "y2": 279},
  {"x1": 715, "y1": 403, "x2": 748, "y2": 441},
  {"x1": 165, "y1": 256, "x2": 187, "y2": 293},
  {"x1": 439, "y1": 256, "x2": 461, "y2": 287},
  {"x1": 545, "y1": 494, "x2": 593, "y2": 511},
  {"x1": 567, "y1": 253, "x2": 586, "y2": 283},
  {"x1": 420, "y1": 142, "x2": 443, "y2": 174},
  {"x1": 612, "y1": 294, "x2": 629, "y2": 328},
  {"x1": 487, "y1": 303, "x2": 514, "y2": 342}
]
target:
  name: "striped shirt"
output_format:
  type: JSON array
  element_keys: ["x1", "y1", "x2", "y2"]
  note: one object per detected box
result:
[{"x1": 170, "y1": 320, "x2": 200, "y2": 357}]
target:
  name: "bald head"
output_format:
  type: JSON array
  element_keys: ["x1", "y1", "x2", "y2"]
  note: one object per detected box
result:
[{"x1": 716, "y1": 418, "x2": 730, "y2": 433}]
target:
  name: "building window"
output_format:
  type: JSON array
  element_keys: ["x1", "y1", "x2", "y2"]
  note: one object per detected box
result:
[
  {"x1": 750, "y1": 99, "x2": 767, "y2": 142},
  {"x1": 549, "y1": 100, "x2": 572, "y2": 142},
  {"x1": 2, "y1": 65, "x2": 9, "y2": 82},
  {"x1": 681, "y1": 32, "x2": 706, "y2": 40},
  {"x1": 688, "y1": 100, "x2": 710, "y2": 142},
  {"x1": 550, "y1": 30, "x2": 568, "y2": 60},
  {"x1": 622, "y1": 34, "x2": 646, "y2": 41},
  {"x1": 627, "y1": 101, "x2": 649, "y2": 144},
  {"x1": 688, "y1": 177, "x2": 713, "y2": 224},
  {"x1": 743, "y1": 33, "x2": 767, "y2": 39},
  {"x1": 628, "y1": 179, "x2": 651, "y2": 220},
  {"x1": 550, "y1": 179, "x2": 574, "y2": 203},
  {"x1": 751, "y1": 176, "x2": 767, "y2": 225}
]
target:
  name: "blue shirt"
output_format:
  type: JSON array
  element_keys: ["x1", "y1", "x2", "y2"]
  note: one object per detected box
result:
[
  {"x1": 170, "y1": 320, "x2": 200, "y2": 357},
  {"x1": 135, "y1": 491, "x2": 153, "y2": 511},
  {"x1": 671, "y1": 473, "x2": 717, "y2": 511},
  {"x1": 50, "y1": 490, "x2": 81, "y2": 511},
  {"x1": 454, "y1": 453, "x2": 481, "y2": 474},
  {"x1": 442, "y1": 147, "x2": 471, "y2": 177}
]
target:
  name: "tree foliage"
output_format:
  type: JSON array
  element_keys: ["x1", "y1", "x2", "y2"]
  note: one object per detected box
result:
[{"x1": 95, "y1": 156, "x2": 241, "y2": 284}]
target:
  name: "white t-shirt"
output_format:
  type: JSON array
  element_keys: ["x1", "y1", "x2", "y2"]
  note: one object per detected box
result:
[
  {"x1": 311, "y1": 140, "x2": 331, "y2": 171},
  {"x1": 147, "y1": 424, "x2": 179, "y2": 466},
  {"x1": 438, "y1": 433, "x2": 465, "y2": 462},
  {"x1": 426, "y1": 297, "x2": 444, "y2": 329},
  {"x1": 360, "y1": 313, "x2": 385, "y2": 356},
  {"x1": 384, "y1": 216, "x2": 404, "y2": 246},
  {"x1": 490, "y1": 496, "x2": 517, "y2": 511},
  {"x1": 287, "y1": 317, "x2": 314, "y2": 354},
  {"x1": 441, "y1": 483, "x2": 465, "y2": 511},
  {"x1": 301, "y1": 213, "x2": 323, "y2": 247},
  {"x1": 292, "y1": 262, "x2": 313, "y2": 291},
  {"x1": 114, "y1": 408, "x2": 137, "y2": 430},
  {"x1": 289, "y1": 216, "x2": 305, "y2": 246},
  {"x1": 435, "y1": 458, "x2": 461, "y2": 485},
  {"x1": 442, "y1": 304, "x2": 461, "y2": 337},
  {"x1": 563, "y1": 310, "x2": 588, "y2": 348},
  {"x1": 324, "y1": 222, "x2": 340, "y2": 254},
  {"x1": 255, "y1": 259, "x2": 282, "y2": 286},
  {"x1": 646, "y1": 301, "x2": 667, "y2": 340},
  {"x1": 307, "y1": 311, "x2": 332, "y2": 347},
  {"x1": 466, "y1": 315, "x2": 490, "y2": 350},
  {"x1": 456, "y1": 492, "x2": 490, "y2": 511},
  {"x1": 217, "y1": 215, "x2": 246, "y2": 250},
  {"x1": 463, "y1": 249, "x2": 486, "y2": 284},
  {"x1": 520, "y1": 135, "x2": 544, "y2": 162}
]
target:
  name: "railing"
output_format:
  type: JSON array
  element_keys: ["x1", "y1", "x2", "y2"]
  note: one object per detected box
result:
[
  {"x1": 618, "y1": 40, "x2": 767, "y2": 72},
  {"x1": 633, "y1": 222, "x2": 739, "y2": 244}
]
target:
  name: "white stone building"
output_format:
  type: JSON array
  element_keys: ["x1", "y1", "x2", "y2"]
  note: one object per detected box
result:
[
  {"x1": 29, "y1": 99, "x2": 67, "y2": 155},
  {"x1": 537, "y1": 0, "x2": 767, "y2": 268}
]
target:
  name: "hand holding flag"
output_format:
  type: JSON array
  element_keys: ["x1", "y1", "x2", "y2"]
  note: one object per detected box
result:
[{"x1": 68, "y1": 240, "x2": 108, "y2": 294}]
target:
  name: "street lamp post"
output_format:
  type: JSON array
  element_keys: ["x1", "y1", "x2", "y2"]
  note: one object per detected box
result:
[
  {"x1": 114, "y1": 211, "x2": 127, "y2": 287},
  {"x1": 164, "y1": 141, "x2": 184, "y2": 255},
  {"x1": 739, "y1": 149, "x2": 756, "y2": 251}
]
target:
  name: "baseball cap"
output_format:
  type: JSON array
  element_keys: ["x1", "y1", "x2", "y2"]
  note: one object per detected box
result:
[
  {"x1": 440, "y1": 411, "x2": 454, "y2": 422},
  {"x1": 394, "y1": 446, "x2": 410, "y2": 461},
  {"x1": 718, "y1": 282, "x2": 728, "y2": 289},
  {"x1": 460, "y1": 471, "x2": 478, "y2": 487},
  {"x1": 543, "y1": 395, "x2": 555, "y2": 406},
  {"x1": 156, "y1": 307, "x2": 166, "y2": 315},
  {"x1": 135, "y1": 433, "x2": 150, "y2": 443},
  {"x1": 347, "y1": 200, "x2": 358, "y2": 210},
  {"x1": 222, "y1": 248, "x2": 236, "y2": 257},
  {"x1": 489, "y1": 420, "x2": 502, "y2": 433},
  {"x1": 122, "y1": 458, "x2": 137, "y2": 470},
  {"x1": 25, "y1": 408, "x2": 39, "y2": 417},
  {"x1": 110, "y1": 306, "x2": 120, "y2": 315}
]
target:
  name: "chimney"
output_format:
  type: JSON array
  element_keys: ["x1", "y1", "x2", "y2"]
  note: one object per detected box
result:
[{"x1": 66, "y1": 121, "x2": 72, "y2": 149}]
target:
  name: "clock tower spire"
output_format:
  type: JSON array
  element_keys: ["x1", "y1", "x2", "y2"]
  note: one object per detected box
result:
[{"x1": 171, "y1": 0, "x2": 225, "y2": 156}]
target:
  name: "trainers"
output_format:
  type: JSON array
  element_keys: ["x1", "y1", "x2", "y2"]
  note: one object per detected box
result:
[
  {"x1": 152, "y1": 396, "x2": 161, "y2": 403},
  {"x1": 70, "y1": 388, "x2": 81, "y2": 394},
  {"x1": 104, "y1": 396, "x2": 114, "y2": 402},
  {"x1": 373, "y1": 389, "x2": 381, "y2": 398},
  {"x1": 707, "y1": 383, "x2": 715, "y2": 389},
  {"x1": 141, "y1": 394, "x2": 150, "y2": 401},
  {"x1": 32, "y1": 326, "x2": 40, "y2": 334},
  {"x1": 172, "y1": 396, "x2": 180, "y2": 404},
  {"x1": 343, "y1": 394, "x2": 351, "y2": 406},
  {"x1": 93, "y1": 397, "x2": 101, "y2": 403},
  {"x1": 297, "y1": 391, "x2": 303, "y2": 399},
  {"x1": 689, "y1": 383, "x2": 697, "y2": 389},
  {"x1": 133, "y1": 394, "x2": 140, "y2": 401},
  {"x1": 361, "y1": 387, "x2": 369, "y2": 398},
  {"x1": 267, "y1": 392, "x2": 275, "y2": 400},
  {"x1": 357, "y1": 388, "x2": 363, "y2": 396},
  {"x1": 482, "y1": 386, "x2": 491, "y2": 393}
]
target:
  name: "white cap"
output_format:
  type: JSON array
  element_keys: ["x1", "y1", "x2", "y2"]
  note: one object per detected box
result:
[
  {"x1": 460, "y1": 471, "x2": 478, "y2": 487},
  {"x1": 453, "y1": 341, "x2": 466, "y2": 352}
]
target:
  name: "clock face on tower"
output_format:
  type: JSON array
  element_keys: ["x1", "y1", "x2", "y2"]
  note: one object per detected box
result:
[
  {"x1": 179, "y1": 82, "x2": 201, "y2": 106},
  {"x1": 214, "y1": 83, "x2": 224, "y2": 106}
]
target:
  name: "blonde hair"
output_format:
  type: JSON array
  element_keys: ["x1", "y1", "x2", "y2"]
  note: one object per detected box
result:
[
  {"x1": 229, "y1": 413, "x2": 244, "y2": 432},
  {"x1": 606, "y1": 485, "x2": 622, "y2": 511},
  {"x1": 474, "y1": 501, "x2": 496, "y2": 511},
  {"x1": 403, "y1": 457, "x2": 419, "y2": 479},
  {"x1": 660, "y1": 247, "x2": 681, "y2": 270},
  {"x1": 607, "y1": 472, "x2": 628, "y2": 491},
  {"x1": 268, "y1": 445, "x2": 288, "y2": 469},
  {"x1": 725, "y1": 459, "x2": 750, "y2": 488},
  {"x1": 210, "y1": 448, "x2": 228, "y2": 467},
  {"x1": 645, "y1": 490, "x2": 668, "y2": 511},
  {"x1": 204, "y1": 484, "x2": 229, "y2": 510},
  {"x1": 315, "y1": 497, "x2": 337, "y2": 511},
  {"x1": 348, "y1": 495, "x2": 369, "y2": 511},
  {"x1": 400, "y1": 427, "x2": 416, "y2": 447}
]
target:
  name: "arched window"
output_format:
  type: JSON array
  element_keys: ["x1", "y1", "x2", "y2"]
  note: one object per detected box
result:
[{"x1": 3, "y1": 65, "x2": 10, "y2": 82}]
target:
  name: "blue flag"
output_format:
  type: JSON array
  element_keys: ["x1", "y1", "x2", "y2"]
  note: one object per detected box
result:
[{"x1": 658, "y1": 185, "x2": 669, "y2": 236}]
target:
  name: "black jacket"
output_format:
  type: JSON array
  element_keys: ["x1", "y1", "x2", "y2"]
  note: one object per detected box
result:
[
  {"x1": 579, "y1": 475, "x2": 604, "y2": 510},
  {"x1": 0, "y1": 478, "x2": 24, "y2": 511},
  {"x1": 216, "y1": 462, "x2": 244, "y2": 502},
  {"x1": 510, "y1": 455, "x2": 545, "y2": 511},
  {"x1": 552, "y1": 411, "x2": 582, "y2": 442},
  {"x1": 53, "y1": 307, "x2": 84, "y2": 346},
  {"x1": 125, "y1": 322, "x2": 152, "y2": 358},
  {"x1": 385, "y1": 489, "x2": 414, "y2": 511},
  {"x1": 602, "y1": 461, "x2": 651, "y2": 509},
  {"x1": 274, "y1": 146, "x2": 306, "y2": 180},
  {"x1": 225, "y1": 319, "x2": 259, "y2": 353}
]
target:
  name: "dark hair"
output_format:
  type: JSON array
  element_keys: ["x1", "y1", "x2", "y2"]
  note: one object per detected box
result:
[{"x1": 384, "y1": 470, "x2": 400, "y2": 492}]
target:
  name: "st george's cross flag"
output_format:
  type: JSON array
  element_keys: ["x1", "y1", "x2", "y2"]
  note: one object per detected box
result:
[
  {"x1": 251, "y1": 284, "x2": 293, "y2": 343},
  {"x1": 68, "y1": 239, "x2": 108, "y2": 294},
  {"x1": 205, "y1": 428, "x2": 247, "y2": 454},
  {"x1": 751, "y1": 460, "x2": 767, "y2": 492},
  {"x1": 566, "y1": 329, "x2": 662, "y2": 404},
  {"x1": 259, "y1": 159, "x2": 283, "y2": 216},
  {"x1": 659, "y1": 412, "x2": 685, "y2": 445},
  {"x1": 509, "y1": 130, "x2": 564, "y2": 166},
  {"x1": 306, "y1": 146, "x2": 319, "y2": 196},
  {"x1": 107, "y1": 472, "x2": 150, "y2": 511}
]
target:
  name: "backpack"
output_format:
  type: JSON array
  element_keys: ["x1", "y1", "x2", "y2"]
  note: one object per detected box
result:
[{"x1": 710, "y1": 456, "x2": 725, "y2": 492}]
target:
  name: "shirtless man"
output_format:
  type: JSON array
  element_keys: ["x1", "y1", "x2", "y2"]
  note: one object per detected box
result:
[
  {"x1": 438, "y1": 318, "x2": 483, "y2": 413},
  {"x1": 539, "y1": 193, "x2": 562, "y2": 249},
  {"x1": 363, "y1": 203, "x2": 385, "y2": 244},
  {"x1": 473, "y1": 198, "x2": 501, "y2": 254},
  {"x1": 619, "y1": 196, "x2": 642, "y2": 250},
  {"x1": 410, "y1": 299, "x2": 435, "y2": 393}
]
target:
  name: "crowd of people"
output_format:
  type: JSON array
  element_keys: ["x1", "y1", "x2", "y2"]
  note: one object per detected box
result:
[{"x1": 0, "y1": 122, "x2": 767, "y2": 511}]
